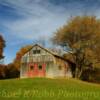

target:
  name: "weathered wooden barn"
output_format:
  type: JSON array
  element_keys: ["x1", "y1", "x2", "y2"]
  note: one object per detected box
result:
[{"x1": 20, "y1": 44, "x2": 72, "y2": 78}]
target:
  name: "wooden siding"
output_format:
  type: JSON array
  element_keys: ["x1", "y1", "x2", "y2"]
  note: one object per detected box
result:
[
  {"x1": 20, "y1": 44, "x2": 72, "y2": 78},
  {"x1": 45, "y1": 57, "x2": 72, "y2": 78}
]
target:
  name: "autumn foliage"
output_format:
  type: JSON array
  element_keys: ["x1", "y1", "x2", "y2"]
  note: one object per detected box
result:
[
  {"x1": 53, "y1": 16, "x2": 100, "y2": 79},
  {"x1": 14, "y1": 45, "x2": 33, "y2": 70},
  {"x1": 0, "y1": 35, "x2": 5, "y2": 59}
]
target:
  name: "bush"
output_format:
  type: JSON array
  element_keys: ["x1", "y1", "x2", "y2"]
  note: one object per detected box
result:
[{"x1": 0, "y1": 63, "x2": 19, "y2": 79}]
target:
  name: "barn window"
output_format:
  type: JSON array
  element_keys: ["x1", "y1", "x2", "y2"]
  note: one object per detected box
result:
[
  {"x1": 33, "y1": 50, "x2": 37, "y2": 54},
  {"x1": 37, "y1": 50, "x2": 40, "y2": 54},
  {"x1": 30, "y1": 65, "x2": 34, "y2": 70},
  {"x1": 38, "y1": 65, "x2": 42, "y2": 70},
  {"x1": 33, "y1": 50, "x2": 41, "y2": 54}
]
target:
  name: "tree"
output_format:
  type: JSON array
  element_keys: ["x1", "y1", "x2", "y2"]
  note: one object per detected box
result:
[
  {"x1": 0, "y1": 64, "x2": 6, "y2": 79},
  {"x1": 0, "y1": 35, "x2": 5, "y2": 59},
  {"x1": 52, "y1": 16, "x2": 100, "y2": 79},
  {"x1": 6, "y1": 63, "x2": 19, "y2": 78},
  {"x1": 13, "y1": 45, "x2": 32, "y2": 70},
  {"x1": 0, "y1": 64, "x2": 19, "y2": 79}
]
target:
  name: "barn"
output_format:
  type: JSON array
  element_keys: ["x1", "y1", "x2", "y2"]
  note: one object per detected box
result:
[{"x1": 20, "y1": 44, "x2": 72, "y2": 78}]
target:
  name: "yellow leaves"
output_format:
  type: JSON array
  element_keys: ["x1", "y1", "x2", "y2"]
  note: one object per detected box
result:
[
  {"x1": 84, "y1": 48, "x2": 97, "y2": 63},
  {"x1": 67, "y1": 16, "x2": 98, "y2": 37},
  {"x1": 53, "y1": 15, "x2": 100, "y2": 67},
  {"x1": 13, "y1": 45, "x2": 33, "y2": 70},
  {"x1": 85, "y1": 48, "x2": 94, "y2": 57},
  {"x1": 72, "y1": 43, "x2": 81, "y2": 49},
  {"x1": 53, "y1": 15, "x2": 100, "y2": 48},
  {"x1": 17, "y1": 45, "x2": 32, "y2": 57}
]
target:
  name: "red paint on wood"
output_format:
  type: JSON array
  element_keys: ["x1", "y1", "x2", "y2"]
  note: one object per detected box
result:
[{"x1": 26, "y1": 63, "x2": 46, "y2": 77}]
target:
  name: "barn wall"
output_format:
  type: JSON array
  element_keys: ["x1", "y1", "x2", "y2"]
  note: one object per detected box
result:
[
  {"x1": 20, "y1": 63, "x2": 28, "y2": 78},
  {"x1": 20, "y1": 45, "x2": 72, "y2": 78},
  {"x1": 52, "y1": 57, "x2": 72, "y2": 78},
  {"x1": 20, "y1": 45, "x2": 55, "y2": 78},
  {"x1": 45, "y1": 61, "x2": 55, "y2": 78},
  {"x1": 45, "y1": 57, "x2": 72, "y2": 78}
]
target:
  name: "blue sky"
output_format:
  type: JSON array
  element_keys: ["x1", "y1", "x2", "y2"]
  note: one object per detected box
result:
[{"x1": 0, "y1": 0, "x2": 100, "y2": 64}]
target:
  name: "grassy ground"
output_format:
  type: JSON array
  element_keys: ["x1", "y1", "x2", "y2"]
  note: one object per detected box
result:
[{"x1": 0, "y1": 78, "x2": 100, "y2": 100}]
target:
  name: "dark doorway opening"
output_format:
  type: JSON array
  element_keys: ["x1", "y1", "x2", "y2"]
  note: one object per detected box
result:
[
  {"x1": 38, "y1": 65, "x2": 42, "y2": 70},
  {"x1": 30, "y1": 65, "x2": 34, "y2": 70}
]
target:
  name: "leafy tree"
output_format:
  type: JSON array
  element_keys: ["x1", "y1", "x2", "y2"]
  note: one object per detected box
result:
[
  {"x1": 6, "y1": 63, "x2": 19, "y2": 78},
  {"x1": 0, "y1": 35, "x2": 5, "y2": 79},
  {"x1": 52, "y1": 16, "x2": 100, "y2": 79},
  {"x1": 0, "y1": 35, "x2": 5, "y2": 59},
  {"x1": 0, "y1": 64, "x2": 6, "y2": 79},
  {"x1": 0, "y1": 64, "x2": 19, "y2": 79},
  {"x1": 14, "y1": 45, "x2": 32, "y2": 70}
]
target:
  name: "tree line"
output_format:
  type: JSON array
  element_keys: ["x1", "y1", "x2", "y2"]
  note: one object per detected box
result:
[
  {"x1": 0, "y1": 35, "x2": 19, "y2": 79},
  {"x1": 0, "y1": 15, "x2": 100, "y2": 83},
  {"x1": 52, "y1": 16, "x2": 100, "y2": 82}
]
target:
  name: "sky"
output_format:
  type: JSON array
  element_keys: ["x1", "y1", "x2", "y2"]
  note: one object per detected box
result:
[{"x1": 0, "y1": 0, "x2": 100, "y2": 64}]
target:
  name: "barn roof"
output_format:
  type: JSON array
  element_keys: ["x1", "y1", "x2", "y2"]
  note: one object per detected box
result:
[{"x1": 22, "y1": 44, "x2": 73, "y2": 64}]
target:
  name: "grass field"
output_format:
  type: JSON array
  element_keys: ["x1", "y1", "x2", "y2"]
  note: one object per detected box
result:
[{"x1": 0, "y1": 78, "x2": 100, "y2": 100}]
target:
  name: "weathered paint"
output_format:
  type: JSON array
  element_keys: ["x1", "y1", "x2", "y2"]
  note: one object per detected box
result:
[
  {"x1": 20, "y1": 44, "x2": 72, "y2": 78},
  {"x1": 25, "y1": 63, "x2": 46, "y2": 77}
]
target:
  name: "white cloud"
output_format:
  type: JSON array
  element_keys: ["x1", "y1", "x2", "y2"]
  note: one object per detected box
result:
[
  {"x1": 0, "y1": 0, "x2": 70, "y2": 41},
  {"x1": 1, "y1": 0, "x2": 100, "y2": 64},
  {"x1": 1, "y1": 0, "x2": 98, "y2": 41}
]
